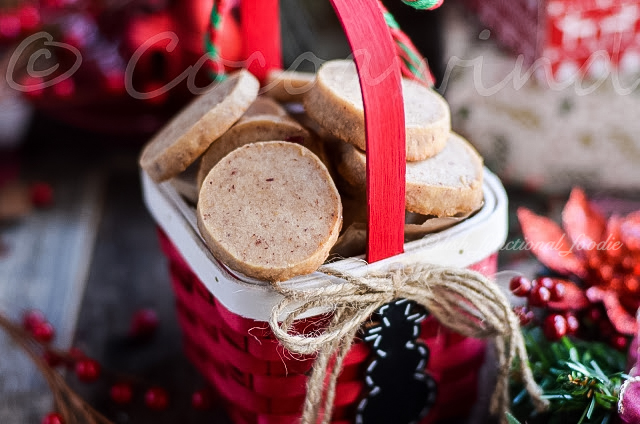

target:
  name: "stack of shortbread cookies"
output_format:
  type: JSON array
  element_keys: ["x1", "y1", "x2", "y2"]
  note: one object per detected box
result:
[{"x1": 140, "y1": 60, "x2": 484, "y2": 282}]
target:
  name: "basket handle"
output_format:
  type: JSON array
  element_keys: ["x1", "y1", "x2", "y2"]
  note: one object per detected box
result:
[{"x1": 240, "y1": 0, "x2": 406, "y2": 263}]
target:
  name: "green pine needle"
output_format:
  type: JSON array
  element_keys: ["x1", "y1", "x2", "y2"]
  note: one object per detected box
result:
[{"x1": 510, "y1": 328, "x2": 630, "y2": 424}]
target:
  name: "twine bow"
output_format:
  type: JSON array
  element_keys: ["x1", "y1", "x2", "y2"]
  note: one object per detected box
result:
[{"x1": 269, "y1": 264, "x2": 549, "y2": 424}]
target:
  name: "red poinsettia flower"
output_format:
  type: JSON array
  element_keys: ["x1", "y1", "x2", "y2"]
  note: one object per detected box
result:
[{"x1": 517, "y1": 188, "x2": 640, "y2": 336}]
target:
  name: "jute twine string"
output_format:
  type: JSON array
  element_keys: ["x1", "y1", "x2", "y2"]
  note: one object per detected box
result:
[{"x1": 269, "y1": 264, "x2": 549, "y2": 424}]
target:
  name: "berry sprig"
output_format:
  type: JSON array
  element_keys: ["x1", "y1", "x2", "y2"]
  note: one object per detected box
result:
[
  {"x1": 0, "y1": 311, "x2": 114, "y2": 424},
  {"x1": 509, "y1": 275, "x2": 629, "y2": 350},
  {"x1": 0, "y1": 308, "x2": 215, "y2": 423}
]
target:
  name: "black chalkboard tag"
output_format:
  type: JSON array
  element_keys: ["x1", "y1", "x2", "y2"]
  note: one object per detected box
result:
[{"x1": 356, "y1": 299, "x2": 437, "y2": 424}]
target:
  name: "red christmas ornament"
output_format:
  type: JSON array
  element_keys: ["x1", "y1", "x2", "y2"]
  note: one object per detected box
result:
[
  {"x1": 75, "y1": 358, "x2": 101, "y2": 383},
  {"x1": 42, "y1": 412, "x2": 64, "y2": 424},
  {"x1": 144, "y1": 387, "x2": 169, "y2": 410}
]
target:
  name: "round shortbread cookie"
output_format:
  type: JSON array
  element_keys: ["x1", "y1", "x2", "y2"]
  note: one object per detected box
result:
[
  {"x1": 196, "y1": 102, "x2": 311, "y2": 188},
  {"x1": 140, "y1": 69, "x2": 259, "y2": 182},
  {"x1": 303, "y1": 60, "x2": 450, "y2": 161},
  {"x1": 197, "y1": 141, "x2": 342, "y2": 282},
  {"x1": 263, "y1": 69, "x2": 316, "y2": 103},
  {"x1": 338, "y1": 133, "x2": 484, "y2": 217}
]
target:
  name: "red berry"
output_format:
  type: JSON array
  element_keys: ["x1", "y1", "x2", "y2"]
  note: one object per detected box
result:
[
  {"x1": 52, "y1": 78, "x2": 75, "y2": 99},
  {"x1": 43, "y1": 350, "x2": 63, "y2": 368},
  {"x1": 42, "y1": 412, "x2": 64, "y2": 424},
  {"x1": 191, "y1": 389, "x2": 212, "y2": 410},
  {"x1": 550, "y1": 281, "x2": 566, "y2": 301},
  {"x1": 30, "y1": 182, "x2": 54, "y2": 208},
  {"x1": 129, "y1": 308, "x2": 159, "y2": 340},
  {"x1": 509, "y1": 276, "x2": 532, "y2": 297},
  {"x1": 23, "y1": 310, "x2": 46, "y2": 331},
  {"x1": 75, "y1": 358, "x2": 101, "y2": 383},
  {"x1": 543, "y1": 314, "x2": 567, "y2": 341},
  {"x1": 528, "y1": 285, "x2": 551, "y2": 307},
  {"x1": 564, "y1": 313, "x2": 580, "y2": 335},
  {"x1": 144, "y1": 387, "x2": 169, "y2": 410},
  {"x1": 18, "y1": 5, "x2": 40, "y2": 31},
  {"x1": 513, "y1": 306, "x2": 535, "y2": 326},
  {"x1": 32, "y1": 322, "x2": 55, "y2": 344},
  {"x1": 537, "y1": 277, "x2": 555, "y2": 288},
  {"x1": 611, "y1": 334, "x2": 629, "y2": 352},
  {"x1": 110, "y1": 382, "x2": 133, "y2": 404}
]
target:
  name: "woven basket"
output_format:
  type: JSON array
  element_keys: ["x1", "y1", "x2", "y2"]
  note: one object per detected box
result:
[{"x1": 142, "y1": 0, "x2": 509, "y2": 422}]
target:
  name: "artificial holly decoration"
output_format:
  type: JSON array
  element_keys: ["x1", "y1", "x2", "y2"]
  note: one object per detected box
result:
[
  {"x1": 516, "y1": 187, "x2": 640, "y2": 347},
  {"x1": 356, "y1": 299, "x2": 437, "y2": 424}
]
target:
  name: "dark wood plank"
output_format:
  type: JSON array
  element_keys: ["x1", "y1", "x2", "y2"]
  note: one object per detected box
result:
[
  {"x1": 0, "y1": 172, "x2": 104, "y2": 421},
  {"x1": 70, "y1": 164, "x2": 230, "y2": 424}
]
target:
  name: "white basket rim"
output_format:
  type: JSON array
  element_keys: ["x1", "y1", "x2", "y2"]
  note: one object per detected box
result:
[{"x1": 141, "y1": 169, "x2": 508, "y2": 321}]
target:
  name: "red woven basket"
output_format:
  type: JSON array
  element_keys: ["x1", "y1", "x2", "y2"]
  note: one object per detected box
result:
[
  {"x1": 143, "y1": 0, "x2": 509, "y2": 422},
  {"x1": 158, "y1": 226, "x2": 496, "y2": 423}
]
